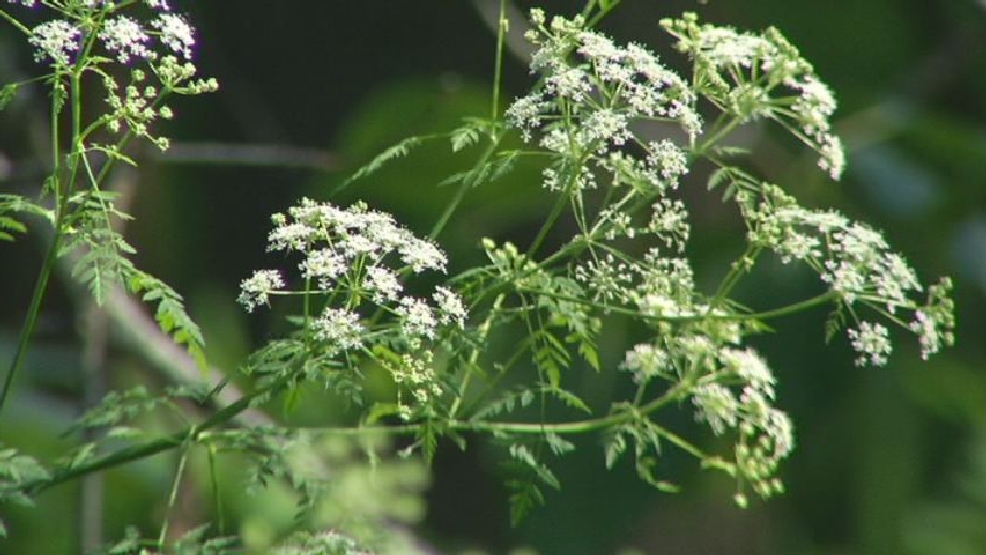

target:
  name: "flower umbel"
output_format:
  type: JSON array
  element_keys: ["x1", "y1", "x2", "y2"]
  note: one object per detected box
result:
[
  {"x1": 240, "y1": 198, "x2": 467, "y2": 416},
  {"x1": 29, "y1": 20, "x2": 81, "y2": 65}
]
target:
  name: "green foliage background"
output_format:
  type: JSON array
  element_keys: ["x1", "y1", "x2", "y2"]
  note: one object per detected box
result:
[{"x1": 1, "y1": 1, "x2": 985, "y2": 553}]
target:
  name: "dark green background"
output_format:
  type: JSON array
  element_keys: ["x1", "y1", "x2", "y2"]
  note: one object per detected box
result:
[{"x1": 2, "y1": 1, "x2": 985, "y2": 553}]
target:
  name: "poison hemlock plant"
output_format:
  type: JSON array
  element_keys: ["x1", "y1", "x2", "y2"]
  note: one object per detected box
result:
[{"x1": 0, "y1": 1, "x2": 956, "y2": 554}]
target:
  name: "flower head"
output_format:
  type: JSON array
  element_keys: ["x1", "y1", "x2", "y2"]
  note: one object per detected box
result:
[
  {"x1": 100, "y1": 16, "x2": 154, "y2": 64},
  {"x1": 153, "y1": 13, "x2": 195, "y2": 58},
  {"x1": 237, "y1": 270, "x2": 283, "y2": 312},
  {"x1": 29, "y1": 20, "x2": 80, "y2": 66}
]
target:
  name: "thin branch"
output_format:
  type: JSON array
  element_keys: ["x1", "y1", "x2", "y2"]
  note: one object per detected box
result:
[{"x1": 470, "y1": 0, "x2": 535, "y2": 64}]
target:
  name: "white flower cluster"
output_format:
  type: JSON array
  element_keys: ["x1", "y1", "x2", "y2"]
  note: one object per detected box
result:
[
  {"x1": 99, "y1": 16, "x2": 152, "y2": 64},
  {"x1": 909, "y1": 278, "x2": 955, "y2": 360},
  {"x1": 847, "y1": 322, "x2": 891, "y2": 367},
  {"x1": 619, "y1": 342, "x2": 670, "y2": 384},
  {"x1": 238, "y1": 269, "x2": 284, "y2": 312},
  {"x1": 27, "y1": 19, "x2": 80, "y2": 65},
  {"x1": 18, "y1": 0, "x2": 195, "y2": 68},
  {"x1": 695, "y1": 345, "x2": 793, "y2": 500},
  {"x1": 570, "y1": 247, "x2": 698, "y2": 316},
  {"x1": 240, "y1": 199, "x2": 467, "y2": 414},
  {"x1": 506, "y1": 10, "x2": 700, "y2": 195},
  {"x1": 620, "y1": 330, "x2": 794, "y2": 502},
  {"x1": 738, "y1": 183, "x2": 955, "y2": 366},
  {"x1": 6, "y1": 0, "x2": 218, "y2": 151},
  {"x1": 661, "y1": 13, "x2": 845, "y2": 180}
]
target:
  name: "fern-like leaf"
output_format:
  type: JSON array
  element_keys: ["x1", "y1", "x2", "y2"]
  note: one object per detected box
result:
[
  {"x1": 825, "y1": 301, "x2": 847, "y2": 344},
  {"x1": 0, "y1": 195, "x2": 50, "y2": 242},
  {"x1": 539, "y1": 384, "x2": 591, "y2": 414},
  {"x1": 532, "y1": 328, "x2": 570, "y2": 387},
  {"x1": 129, "y1": 271, "x2": 207, "y2": 370},
  {"x1": 470, "y1": 387, "x2": 536, "y2": 421},
  {"x1": 450, "y1": 120, "x2": 482, "y2": 152},
  {"x1": 0, "y1": 83, "x2": 18, "y2": 112},
  {"x1": 507, "y1": 478, "x2": 544, "y2": 527},
  {"x1": 335, "y1": 135, "x2": 427, "y2": 193}
]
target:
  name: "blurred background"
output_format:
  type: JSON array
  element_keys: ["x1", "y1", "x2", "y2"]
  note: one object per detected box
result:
[{"x1": 1, "y1": 1, "x2": 985, "y2": 553}]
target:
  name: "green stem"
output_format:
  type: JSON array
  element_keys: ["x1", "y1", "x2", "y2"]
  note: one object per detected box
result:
[
  {"x1": 525, "y1": 188, "x2": 570, "y2": 260},
  {"x1": 449, "y1": 293, "x2": 505, "y2": 418},
  {"x1": 710, "y1": 244, "x2": 761, "y2": 309},
  {"x1": 300, "y1": 379, "x2": 690, "y2": 439},
  {"x1": 0, "y1": 68, "x2": 83, "y2": 422},
  {"x1": 429, "y1": 131, "x2": 502, "y2": 240},
  {"x1": 0, "y1": 8, "x2": 31, "y2": 35},
  {"x1": 743, "y1": 289, "x2": 840, "y2": 320},
  {"x1": 516, "y1": 286, "x2": 840, "y2": 323},
  {"x1": 158, "y1": 443, "x2": 191, "y2": 548},
  {"x1": 693, "y1": 115, "x2": 741, "y2": 157},
  {"x1": 490, "y1": 0, "x2": 507, "y2": 121},
  {"x1": 207, "y1": 445, "x2": 225, "y2": 535},
  {"x1": 297, "y1": 378, "x2": 707, "y2": 460},
  {"x1": 0, "y1": 222, "x2": 62, "y2": 419},
  {"x1": 26, "y1": 376, "x2": 290, "y2": 496}
]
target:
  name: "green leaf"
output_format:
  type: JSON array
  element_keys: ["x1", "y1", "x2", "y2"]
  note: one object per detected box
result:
[
  {"x1": 0, "y1": 83, "x2": 18, "y2": 112},
  {"x1": 128, "y1": 271, "x2": 208, "y2": 370},
  {"x1": 541, "y1": 385, "x2": 591, "y2": 414},
  {"x1": 334, "y1": 135, "x2": 428, "y2": 194},
  {"x1": 711, "y1": 145, "x2": 752, "y2": 158},
  {"x1": 508, "y1": 444, "x2": 560, "y2": 489},
  {"x1": 450, "y1": 123, "x2": 480, "y2": 153},
  {"x1": 545, "y1": 432, "x2": 575, "y2": 456},
  {"x1": 532, "y1": 328, "x2": 570, "y2": 388},
  {"x1": 0, "y1": 445, "x2": 50, "y2": 508},
  {"x1": 365, "y1": 402, "x2": 402, "y2": 425},
  {"x1": 418, "y1": 420, "x2": 439, "y2": 465},
  {"x1": 470, "y1": 387, "x2": 537, "y2": 421},
  {"x1": 507, "y1": 479, "x2": 544, "y2": 526},
  {"x1": 603, "y1": 428, "x2": 628, "y2": 469},
  {"x1": 575, "y1": 334, "x2": 600, "y2": 371},
  {"x1": 707, "y1": 167, "x2": 729, "y2": 191},
  {"x1": 0, "y1": 216, "x2": 26, "y2": 241},
  {"x1": 825, "y1": 302, "x2": 846, "y2": 344}
]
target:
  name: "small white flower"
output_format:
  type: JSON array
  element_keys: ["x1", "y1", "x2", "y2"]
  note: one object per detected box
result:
[
  {"x1": 299, "y1": 248, "x2": 346, "y2": 288},
  {"x1": 583, "y1": 109, "x2": 631, "y2": 152},
  {"x1": 153, "y1": 13, "x2": 195, "y2": 58},
  {"x1": 620, "y1": 343, "x2": 669, "y2": 383},
  {"x1": 646, "y1": 140, "x2": 689, "y2": 187},
  {"x1": 399, "y1": 238, "x2": 447, "y2": 273},
  {"x1": 29, "y1": 20, "x2": 81, "y2": 66},
  {"x1": 397, "y1": 297, "x2": 437, "y2": 341},
  {"x1": 312, "y1": 308, "x2": 364, "y2": 351},
  {"x1": 817, "y1": 135, "x2": 845, "y2": 180},
  {"x1": 575, "y1": 254, "x2": 634, "y2": 303},
  {"x1": 648, "y1": 197, "x2": 690, "y2": 252},
  {"x1": 909, "y1": 307, "x2": 952, "y2": 361},
  {"x1": 365, "y1": 266, "x2": 402, "y2": 303},
  {"x1": 847, "y1": 322, "x2": 892, "y2": 367},
  {"x1": 268, "y1": 222, "x2": 315, "y2": 252},
  {"x1": 433, "y1": 286, "x2": 466, "y2": 328},
  {"x1": 720, "y1": 348, "x2": 775, "y2": 398},
  {"x1": 237, "y1": 270, "x2": 283, "y2": 312},
  {"x1": 693, "y1": 383, "x2": 739, "y2": 436},
  {"x1": 100, "y1": 16, "x2": 154, "y2": 64},
  {"x1": 545, "y1": 67, "x2": 592, "y2": 102}
]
